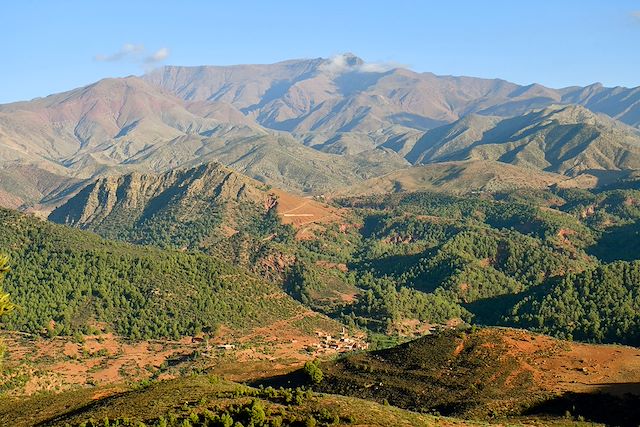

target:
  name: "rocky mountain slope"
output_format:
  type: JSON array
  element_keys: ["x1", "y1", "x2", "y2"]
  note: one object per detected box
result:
[
  {"x1": 2, "y1": 54, "x2": 640, "y2": 210},
  {"x1": 48, "y1": 161, "x2": 342, "y2": 256},
  {"x1": 49, "y1": 162, "x2": 278, "y2": 230},
  {"x1": 406, "y1": 105, "x2": 640, "y2": 176},
  {"x1": 145, "y1": 54, "x2": 640, "y2": 133}
]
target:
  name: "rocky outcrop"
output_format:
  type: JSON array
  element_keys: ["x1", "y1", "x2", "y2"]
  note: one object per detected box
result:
[{"x1": 49, "y1": 162, "x2": 269, "y2": 229}]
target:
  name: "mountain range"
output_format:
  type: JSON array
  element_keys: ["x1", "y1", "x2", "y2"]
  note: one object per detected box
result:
[
  {"x1": 1, "y1": 53, "x2": 640, "y2": 212},
  {"x1": 5, "y1": 54, "x2": 640, "y2": 426},
  {"x1": 144, "y1": 54, "x2": 640, "y2": 131}
]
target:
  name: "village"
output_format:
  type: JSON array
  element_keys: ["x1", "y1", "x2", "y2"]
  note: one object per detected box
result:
[
  {"x1": 191, "y1": 326, "x2": 369, "y2": 361},
  {"x1": 309, "y1": 328, "x2": 369, "y2": 354}
]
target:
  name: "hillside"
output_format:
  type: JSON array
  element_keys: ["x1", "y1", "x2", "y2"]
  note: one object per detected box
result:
[
  {"x1": 0, "y1": 375, "x2": 538, "y2": 427},
  {"x1": 48, "y1": 162, "x2": 344, "y2": 267},
  {"x1": 342, "y1": 160, "x2": 589, "y2": 196},
  {"x1": 0, "y1": 164, "x2": 86, "y2": 212},
  {"x1": 407, "y1": 105, "x2": 640, "y2": 177},
  {"x1": 508, "y1": 260, "x2": 640, "y2": 344},
  {"x1": 0, "y1": 207, "x2": 338, "y2": 341},
  {"x1": 299, "y1": 327, "x2": 640, "y2": 425},
  {"x1": 48, "y1": 162, "x2": 280, "y2": 240},
  {"x1": 330, "y1": 188, "x2": 640, "y2": 344}
]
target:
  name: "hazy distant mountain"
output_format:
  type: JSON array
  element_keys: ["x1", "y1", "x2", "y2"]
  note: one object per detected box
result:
[
  {"x1": 0, "y1": 77, "x2": 239, "y2": 170},
  {"x1": 0, "y1": 72, "x2": 407, "y2": 208},
  {"x1": 560, "y1": 83, "x2": 640, "y2": 128},
  {"x1": 145, "y1": 54, "x2": 640, "y2": 132},
  {"x1": 0, "y1": 164, "x2": 84, "y2": 211},
  {"x1": 143, "y1": 54, "x2": 547, "y2": 134},
  {"x1": 2, "y1": 54, "x2": 640, "y2": 210}
]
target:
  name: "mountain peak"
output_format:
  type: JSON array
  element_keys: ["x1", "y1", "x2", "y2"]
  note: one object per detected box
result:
[
  {"x1": 319, "y1": 53, "x2": 368, "y2": 74},
  {"x1": 537, "y1": 104, "x2": 605, "y2": 125},
  {"x1": 340, "y1": 52, "x2": 365, "y2": 67}
]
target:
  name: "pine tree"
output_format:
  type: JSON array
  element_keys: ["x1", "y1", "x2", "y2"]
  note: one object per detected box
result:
[
  {"x1": 0, "y1": 254, "x2": 14, "y2": 317},
  {"x1": 0, "y1": 254, "x2": 15, "y2": 367}
]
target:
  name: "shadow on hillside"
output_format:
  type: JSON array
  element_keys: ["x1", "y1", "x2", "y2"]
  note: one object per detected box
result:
[
  {"x1": 588, "y1": 220, "x2": 640, "y2": 262},
  {"x1": 252, "y1": 371, "x2": 640, "y2": 426},
  {"x1": 581, "y1": 168, "x2": 637, "y2": 187},
  {"x1": 347, "y1": 252, "x2": 425, "y2": 279},
  {"x1": 249, "y1": 369, "x2": 308, "y2": 390},
  {"x1": 524, "y1": 383, "x2": 640, "y2": 427},
  {"x1": 463, "y1": 291, "x2": 528, "y2": 325}
]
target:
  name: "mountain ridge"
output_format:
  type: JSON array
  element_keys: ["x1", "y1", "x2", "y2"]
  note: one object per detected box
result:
[
  {"x1": 2, "y1": 54, "x2": 640, "y2": 210},
  {"x1": 145, "y1": 54, "x2": 640, "y2": 131},
  {"x1": 407, "y1": 105, "x2": 640, "y2": 176}
]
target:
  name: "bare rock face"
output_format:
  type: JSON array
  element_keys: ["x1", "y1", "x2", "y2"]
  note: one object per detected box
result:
[{"x1": 49, "y1": 162, "x2": 270, "y2": 229}]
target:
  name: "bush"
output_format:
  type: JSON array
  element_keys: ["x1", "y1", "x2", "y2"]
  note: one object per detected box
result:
[{"x1": 303, "y1": 361, "x2": 323, "y2": 384}]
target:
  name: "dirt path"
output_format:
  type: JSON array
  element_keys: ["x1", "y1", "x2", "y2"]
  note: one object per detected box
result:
[{"x1": 272, "y1": 189, "x2": 343, "y2": 228}]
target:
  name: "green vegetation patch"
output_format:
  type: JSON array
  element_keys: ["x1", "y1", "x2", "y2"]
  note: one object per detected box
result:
[{"x1": 0, "y1": 209, "x2": 301, "y2": 340}]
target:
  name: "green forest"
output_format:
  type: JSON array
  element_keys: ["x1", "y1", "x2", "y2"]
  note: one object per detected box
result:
[
  {"x1": 0, "y1": 208, "x2": 303, "y2": 340},
  {"x1": 4, "y1": 183, "x2": 640, "y2": 346}
]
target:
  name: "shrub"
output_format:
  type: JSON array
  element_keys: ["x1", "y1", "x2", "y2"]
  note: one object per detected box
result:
[{"x1": 303, "y1": 361, "x2": 323, "y2": 384}]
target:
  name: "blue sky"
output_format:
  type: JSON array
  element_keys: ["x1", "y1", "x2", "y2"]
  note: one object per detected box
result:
[{"x1": 1, "y1": 0, "x2": 639, "y2": 103}]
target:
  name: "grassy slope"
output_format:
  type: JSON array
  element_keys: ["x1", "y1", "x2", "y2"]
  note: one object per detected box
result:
[
  {"x1": 314, "y1": 328, "x2": 542, "y2": 418},
  {"x1": 0, "y1": 375, "x2": 594, "y2": 427},
  {"x1": 300, "y1": 328, "x2": 640, "y2": 426}
]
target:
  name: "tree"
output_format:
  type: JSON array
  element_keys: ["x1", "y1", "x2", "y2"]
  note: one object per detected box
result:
[
  {"x1": 248, "y1": 400, "x2": 266, "y2": 425},
  {"x1": 0, "y1": 254, "x2": 13, "y2": 317},
  {"x1": 303, "y1": 360, "x2": 323, "y2": 384},
  {"x1": 0, "y1": 254, "x2": 15, "y2": 367}
]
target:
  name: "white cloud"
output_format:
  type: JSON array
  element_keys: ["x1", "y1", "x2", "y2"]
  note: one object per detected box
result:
[
  {"x1": 94, "y1": 43, "x2": 145, "y2": 62},
  {"x1": 359, "y1": 61, "x2": 406, "y2": 73},
  {"x1": 94, "y1": 44, "x2": 170, "y2": 70},
  {"x1": 144, "y1": 47, "x2": 170, "y2": 64},
  {"x1": 632, "y1": 11, "x2": 640, "y2": 22},
  {"x1": 319, "y1": 54, "x2": 354, "y2": 74},
  {"x1": 319, "y1": 53, "x2": 405, "y2": 75}
]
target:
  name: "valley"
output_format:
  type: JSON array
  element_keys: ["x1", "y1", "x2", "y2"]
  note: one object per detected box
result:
[
  {"x1": 2, "y1": 52, "x2": 640, "y2": 426},
  {"x1": 3, "y1": 167, "x2": 640, "y2": 424}
]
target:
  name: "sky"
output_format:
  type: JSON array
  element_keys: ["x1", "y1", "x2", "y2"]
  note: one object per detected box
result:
[{"x1": 1, "y1": 0, "x2": 639, "y2": 103}]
